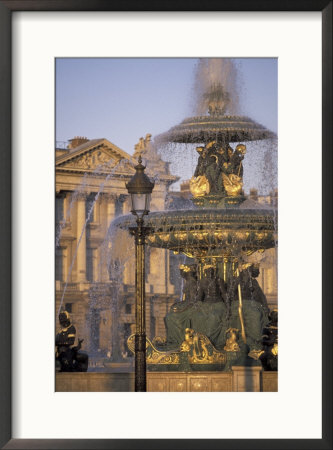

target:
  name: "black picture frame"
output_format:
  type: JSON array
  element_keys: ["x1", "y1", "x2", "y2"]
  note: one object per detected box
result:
[{"x1": 0, "y1": 1, "x2": 332, "y2": 449}]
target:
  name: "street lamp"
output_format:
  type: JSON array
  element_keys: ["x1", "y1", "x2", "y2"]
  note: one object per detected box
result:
[{"x1": 126, "y1": 156, "x2": 154, "y2": 392}]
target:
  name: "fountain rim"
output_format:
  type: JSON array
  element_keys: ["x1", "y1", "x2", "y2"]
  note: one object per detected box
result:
[
  {"x1": 112, "y1": 206, "x2": 277, "y2": 229},
  {"x1": 155, "y1": 113, "x2": 277, "y2": 144}
]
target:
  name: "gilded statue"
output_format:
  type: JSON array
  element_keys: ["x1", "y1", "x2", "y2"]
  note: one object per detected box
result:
[
  {"x1": 180, "y1": 327, "x2": 195, "y2": 352},
  {"x1": 190, "y1": 146, "x2": 211, "y2": 197},
  {"x1": 180, "y1": 328, "x2": 226, "y2": 364},
  {"x1": 189, "y1": 174, "x2": 210, "y2": 197},
  {"x1": 224, "y1": 327, "x2": 240, "y2": 352},
  {"x1": 221, "y1": 144, "x2": 246, "y2": 197},
  {"x1": 190, "y1": 141, "x2": 223, "y2": 196},
  {"x1": 190, "y1": 141, "x2": 246, "y2": 199}
]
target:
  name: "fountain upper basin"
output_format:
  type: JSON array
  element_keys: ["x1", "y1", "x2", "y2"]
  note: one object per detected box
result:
[
  {"x1": 156, "y1": 114, "x2": 276, "y2": 144},
  {"x1": 113, "y1": 200, "x2": 277, "y2": 258}
]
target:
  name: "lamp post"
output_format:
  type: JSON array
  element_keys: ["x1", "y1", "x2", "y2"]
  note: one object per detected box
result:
[{"x1": 126, "y1": 156, "x2": 154, "y2": 392}]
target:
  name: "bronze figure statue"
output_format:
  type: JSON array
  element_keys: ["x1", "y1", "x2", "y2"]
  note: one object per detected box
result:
[
  {"x1": 190, "y1": 140, "x2": 247, "y2": 199},
  {"x1": 260, "y1": 309, "x2": 278, "y2": 370},
  {"x1": 55, "y1": 311, "x2": 88, "y2": 372},
  {"x1": 227, "y1": 264, "x2": 270, "y2": 353},
  {"x1": 196, "y1": 266, "x2": 227, "y2": 304}
]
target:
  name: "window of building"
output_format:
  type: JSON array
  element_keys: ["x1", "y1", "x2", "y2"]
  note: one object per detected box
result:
[
  {"x1": 55, "y1": 196, "x2": 64, "y2": 223},
  {"x1": 115, "y1": 196, "x2": 124, "y2": 217},
  {"x1": 108, "y1": 258, "x2": 120, "y2": 281},
  {"x1": 55, "y1": 248, "x2": 63, "y2": 281},
  {"x1": 90, "y1": 309, "x2": 100, "y2": 352},
  {"x1": 85, "y1": 194, "x2": 96, "y2": 223},
  {"x1": 125, "y1": 304, "x2": 132, "y2": 314},
  {"x1": 86, "y1": 248, "x2": 94, "y2": 282}
]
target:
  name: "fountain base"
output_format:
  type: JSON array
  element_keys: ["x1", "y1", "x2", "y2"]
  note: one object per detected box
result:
[
  {"x1": 127, "y1": 332, "x2": 262, "y2": 373},
  {"x1": 55, "y1": 369, "x2": 277, "y2": 392}
]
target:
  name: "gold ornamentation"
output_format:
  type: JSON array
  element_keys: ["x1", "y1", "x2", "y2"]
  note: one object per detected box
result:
[
  {"x1": 236, "y1": 268, "x2": 247, "y2": 344},
  {"x1": 152, "y1": 336, "x2": 166, "y2": 346},
  {"x1": 181, "y1": 251, "x2": 196, "y2": 258},
  {"x1": 248, "y1": 349, "x2": 265, "y2": 360},
  {"x1": 180, "y1": 328, "x2": 226, "y2": 364},
  {"x1": 206, "y1": 140, "x2": 217, "y2": 149},
  {"x1": 271, "y1": 343, "x2": 278, "y2": 356},
  {"x1": 127, "y1": 334, "x2": 180, "y2": 364},
  {"x1": 159, "y1": 234, "x2": 170, "y2": 242},
  {"x1": 189, "y1": 175, "x2": 210, "y2": 197},
  {"x1": 235, "y1": 144, "x2": 246, "y2": 155},
  {"x1": 173, "y1": 232, "x2": 188, "y2": 241},
  {"x1": 127, "y1": 331, "x2": 227, "y2": 366},
  {"x1": 224, "y1": 328, "x2": 240, "y2": 352},
  {"x1": 202, "y1": 263, "x2": 215, "y2": 270},
  {"x1": 240, "y1": 262, "x2": 252, "y2": 270},
  {"x1": 222, "y1": 173, "x2": 243, "y2": 197},
  {"x1": 179, "y1": 264, "x2": 191, "y2": 273}
]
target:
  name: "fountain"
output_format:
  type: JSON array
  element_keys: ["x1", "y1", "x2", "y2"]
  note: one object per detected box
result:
[
  {"x1": 55, "y1": 58, "x2": 278, "y2": 391},
  {"x1": 114, "y1": 61, "x2": 278, "y2": 376}
]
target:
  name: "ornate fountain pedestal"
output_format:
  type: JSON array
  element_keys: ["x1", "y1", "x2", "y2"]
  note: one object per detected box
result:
[{"x1": 147, "y1": 367, "x2": 264, "y2": 392}]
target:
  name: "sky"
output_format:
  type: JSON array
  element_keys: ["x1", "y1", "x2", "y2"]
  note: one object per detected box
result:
[{"x1": 56, "y1": 58, "x2": 277, "y2": 193}]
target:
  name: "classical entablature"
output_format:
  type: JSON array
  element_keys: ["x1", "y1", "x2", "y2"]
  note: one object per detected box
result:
[
  {"x1": 56, "y1": 138, "x2": 136, "y2": 176},
  {"x1": 56, "y1": 137, "x2": 179, "y2": 193}
]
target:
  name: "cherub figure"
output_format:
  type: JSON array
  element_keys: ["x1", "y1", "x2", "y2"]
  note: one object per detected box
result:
[{"x1": 224, "y1": 328, "x2": 240, "y2": 352}]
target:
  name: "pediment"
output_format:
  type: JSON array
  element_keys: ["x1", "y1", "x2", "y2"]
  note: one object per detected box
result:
[{"x1": 56, "y1": 139, "x2": 135, "y2": 174}]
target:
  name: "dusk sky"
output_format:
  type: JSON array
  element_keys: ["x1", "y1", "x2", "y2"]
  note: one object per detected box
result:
[{"x1": 56, "y1": 58, "x2": 277, "y2": 192}]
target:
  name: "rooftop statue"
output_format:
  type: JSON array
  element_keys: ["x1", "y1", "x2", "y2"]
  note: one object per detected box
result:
[{"x1": 133, "y1": 133, "x2": 172, "y2": 176}]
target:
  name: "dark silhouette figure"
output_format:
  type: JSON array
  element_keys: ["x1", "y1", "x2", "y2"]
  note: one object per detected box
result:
[
  {"x1": 260, "y1": 309, "x2": 278, "y2": 371},
  {"x1": 56, "y1": 311, "x2": 88, "y2": 372}
]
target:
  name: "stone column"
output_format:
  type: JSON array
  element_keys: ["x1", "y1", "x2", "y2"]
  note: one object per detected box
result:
[
  {"x1": 106, "y1": 194, "x2": 117, "y2": 228},
  {"x1": 122, "y1": 195, "x2": 131, "y2": 214},
  {"x1": 62, "y1": 246, "x2": 68, "y2": 282},
  {"x1": 92, "y1": 248, "x2": 98, "y2": 282},
  {"x1": 63, "y1": 192, "x2": 69, "y2": 222},
  {"x1": 76, "y1": 194, "x2": 87, "y2": 282}
]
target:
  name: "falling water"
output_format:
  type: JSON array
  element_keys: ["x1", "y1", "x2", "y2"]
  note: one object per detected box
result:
[{"x1": 192, "y1": 58, "x2": 240, "y2": 115}]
